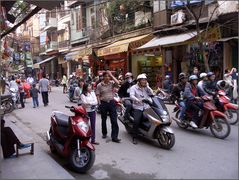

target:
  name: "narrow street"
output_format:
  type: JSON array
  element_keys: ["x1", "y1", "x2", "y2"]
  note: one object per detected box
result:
[{"x1": 5, "y1": 87, "x2": 238, "y2": 179}]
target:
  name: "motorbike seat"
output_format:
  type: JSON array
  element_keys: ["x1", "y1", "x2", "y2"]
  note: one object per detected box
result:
[
  {"x1": 55, "y1": 112, "x2": 69, "y2": 127},
  {"x1": 1, "y1": 94, "x2": 12, "y2": 100}
]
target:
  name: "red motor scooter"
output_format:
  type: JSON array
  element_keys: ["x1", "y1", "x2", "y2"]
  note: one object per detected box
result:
[
  {"x1": 173, "y1": 95, "x2": 231, "y2": 139},
  {"x1": 46, "y1": 105, "x2": 95, "y2": 173},
  {"x1": 218, "y1": 90, "x2": 238, "y2": 125}
]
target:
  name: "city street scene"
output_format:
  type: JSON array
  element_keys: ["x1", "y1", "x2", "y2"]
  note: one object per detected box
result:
[{"x1": 0, "y1": 0, "x2": 238, "y2": 179}]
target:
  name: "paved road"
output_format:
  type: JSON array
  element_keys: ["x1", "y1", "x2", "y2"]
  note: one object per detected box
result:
[{"x1": 9, "y1": 87, "x2": 238, "y2": 179}]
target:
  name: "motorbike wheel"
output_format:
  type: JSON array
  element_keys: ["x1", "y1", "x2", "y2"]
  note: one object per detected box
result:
[
  {"x1": 226, "y1": 110, "x2": 238, "y2": 125},
  {"x1": 210, "y1": 117, "x2": 231, "y2": 139},
  {"x1": 175, "y1": 111, "x2": 188, "y2": 129},
  {"x1": 2, "y1": 100, "x2": 14, "y2": 114},
  {"x1": 69, "y1": 147, "x2": 95, "y2": 173},
  {"x1": 48, "y1": 129, "x2": 57, "y2": 153},
  {"x1": 156, "y1": 129, "x2": 175, "y2": 150}
]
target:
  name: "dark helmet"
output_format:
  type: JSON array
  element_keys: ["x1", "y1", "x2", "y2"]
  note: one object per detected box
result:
[
  {"x1": 207, "y1": 72, "x2": 215, "y2": 77},
  {"x1": 179, "y1": 73, "x2": 187, "y2": 80}
]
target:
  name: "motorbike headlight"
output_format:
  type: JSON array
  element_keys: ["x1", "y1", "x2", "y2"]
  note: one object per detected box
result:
[
  {"x1": 77, "y1": 121, "x2": 90, "y2": 133},
  {"x1": 161, "y1": 115, "x2": 170, "y2": 123}
]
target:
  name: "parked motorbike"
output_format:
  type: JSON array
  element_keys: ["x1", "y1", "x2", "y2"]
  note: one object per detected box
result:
[
  {"x1": 173, "y1": 95, "x2": 231, "y2": 139},
  {"x1": 217, "y1": 90, "x2": 238, "y2": 125},
  {"x1": 46, "y1": 105, "x2": 95, "y2": 173},
  {"x1": 1, "y1": 94, "x2": 14, "y2": 114},
  {"x1": 156, "y1": 88, "x2": 176, "y2": 104},
  {"x1": 118, "y1": 96, "x2": 175, "y2": 150}
]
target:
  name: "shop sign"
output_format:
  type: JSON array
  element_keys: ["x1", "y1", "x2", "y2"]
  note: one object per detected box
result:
[
  {"x1": 20, "y1": 53, "x2": 25, "y2": 61},
  {"x1": 25, "y1": 52, "x2": 33, "y2": 68},
  {"x1": 187, "y1": 26, "x2": 221, "y2": 44},
  {"x1": 77, "y1": 48, "x2": 92, "y2": 59},
  {"x1": 202, "y1": 26, "x2": 221, "y2": 42},
  {"x1": 14, "y1": 53, "x2": 20, "y2": 61}
]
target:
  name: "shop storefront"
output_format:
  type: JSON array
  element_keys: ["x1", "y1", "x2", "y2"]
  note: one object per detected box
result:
[
  {"x1": 132, "y1": 48, "x2": 163, "y2": 88},
  {"x1": 64, "y1": 47, "x2": 93, "y2": 78},
  {"x1": 33, "y1": 56, "x2": 57, "y2": 80},
  {"x1": 136, "y1": 27, "x2": 222, "y2": 84},
  {"x1": 97, "y1": 34, "x2": 153, "y2": 77}
]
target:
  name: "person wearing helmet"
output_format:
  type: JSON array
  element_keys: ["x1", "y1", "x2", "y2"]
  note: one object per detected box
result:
[
  {"x1": 118, "y1": 72, "x2": 135, "y2": 120},
  {"x1": 197, "y1": 72, "x2": 208, "y2": 96},
  {"x1": 216, "y1": 80, "x2": 229, "y2": 91},
  {"x1": 68, "y1": 74, "x2": 78, "y2": 101},
  {"x1": 205, "y1": 72, "x2": 224, "y2": 110},
  {"x1": 118, "y1": 72, "x2": 135, "y2": 98},
  {"x1": 172, "y1": 73, "x2": 188, "y2": 121},
  {"x1": 203, "y1": 72, "x2": 217, "y2": 96},
  {"x1": 129, "y1": 73, "x2": 154, "y2": 144},
  {"x1": 183, "y1": 75, "x2": 202, "y2": 128},
  {"x1": 163, "y1": 75, "x2": 172, "y2": 93}
]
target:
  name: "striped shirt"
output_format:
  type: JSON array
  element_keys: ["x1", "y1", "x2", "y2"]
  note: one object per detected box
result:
[{"x1": 96, "y1": 81, "x2": 114, "y2": 102}]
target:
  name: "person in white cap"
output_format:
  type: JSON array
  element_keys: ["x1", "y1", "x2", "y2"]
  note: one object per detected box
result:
[
  {"x1": 197, "y1": 72, "x2": 208, "y2": 96},
  {"x1": 129, "y1": 73, "x2": 154, "y2": 144}
]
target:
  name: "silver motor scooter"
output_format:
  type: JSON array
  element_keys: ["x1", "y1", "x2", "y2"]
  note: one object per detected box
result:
[{"x1": 118, "y1": 96, "x2": 175, "y2": 149}]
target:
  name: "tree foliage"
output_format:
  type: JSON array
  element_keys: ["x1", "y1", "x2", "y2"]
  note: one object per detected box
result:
[{"x1": 105, "y1": 0, "x2": 150, "y2": 35}]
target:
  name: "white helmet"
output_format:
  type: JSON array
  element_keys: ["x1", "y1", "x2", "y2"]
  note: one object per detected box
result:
[
  {"x1": 125, "y1": 72, "x2": 132, "y2": 78},
  {"x1": 200, "y1": 73, "x2": 207, "y2": 79},
  {"x1": 189, "y1": 75, "x2": 198, "y2": 81},
  {"x1": 69, "y1": 75, "x2": 73, "y2": 78},
  {"x1": 137, "y1": 73, "x2": 147, "y2": 80}
]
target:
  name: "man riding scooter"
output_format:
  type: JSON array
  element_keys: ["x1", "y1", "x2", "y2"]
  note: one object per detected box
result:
[
  {"x1": 130, "y1": 73, "x2": 154, "y2": 144},
  {"x1": 183, "y1": 75, "x2": 203, "y2": 128},
  {"x1": 118, "y1": 72, "x2": 135, "y2": 120},
  {"x1": 204, "y1": 72, "x2": 223, "y2": 109},
  {"x1": 172, "y1": 73, "x2": 188, "y2": 122},
  {"x1": 68, "y1": 74, "x2": 78, "y2": 102}
]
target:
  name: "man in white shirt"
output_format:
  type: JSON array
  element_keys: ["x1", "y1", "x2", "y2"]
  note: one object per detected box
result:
[
  {"x1": 39, "y1": 74, "x2": 50, "y2": 106},
  {"x1": 130, "y1": 74, "x2": 154, "y2": 144},
  {"x1": 26, "y1": 74, "x2": 34, "y2": 85}
]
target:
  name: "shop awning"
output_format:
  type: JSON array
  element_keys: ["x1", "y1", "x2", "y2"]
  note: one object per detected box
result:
[
  {"x1": 137, "y1": 31, "x2": 200, "y2": 50},
  {"x1": 64, "y1": 46, "x2": 92, "y2": 61},
  {"x1": 64, "y1": 51, "x2": 79, "y2": 61},
  {"x1": 33, "y1": 64, "x2": 40, "y2": 69},
  {"x1": 97, "y1": 34, "x2": 152, "y2": 57},
  {"x1": 77, "y1": 47, "x2": 92, "y2": 59},
  {"x1": 217, "y1": 36, "x2": 238, "y2": 42},
  {"x1": 36, "y1": 56, "x2": 56, "y2": 65}
]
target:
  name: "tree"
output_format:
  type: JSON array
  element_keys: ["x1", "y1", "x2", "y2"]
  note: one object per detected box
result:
[
  {"x1": 182, "y1": 0, "x2": 224, "y2": 72},
  {"x1": 101, "y1": 0, "x2": 144, "y2": 36}
]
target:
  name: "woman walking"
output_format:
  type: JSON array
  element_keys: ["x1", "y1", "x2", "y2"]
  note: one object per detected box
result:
[
  {"x1": 61, "y1": 75, "x2": 67, "y2": 94},
  {"x1": 81, "y1": 83, "x2": 99, "y2": 145}
]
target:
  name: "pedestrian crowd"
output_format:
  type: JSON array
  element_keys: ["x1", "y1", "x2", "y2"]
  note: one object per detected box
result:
[{"x1": 1, "y1": 66, "x2": 238, "y2": 158}]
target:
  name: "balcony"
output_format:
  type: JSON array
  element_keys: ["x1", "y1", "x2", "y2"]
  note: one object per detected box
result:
[
  {"x1": 58, "y1": 40, "x2": 70, "y2": 49},
  {"x1": 57, "y1": 14, "x2": 70, "y2": 32},
  {"x1": 44, "y1": 17, "x2": 57, "y2": 31},
  {"x1": 71, "y1": 26, "x2": 92, "y2": 44},
  {"x1": 46, "y1": 41, "x2": 58, "y2": 52}
]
